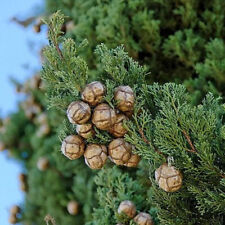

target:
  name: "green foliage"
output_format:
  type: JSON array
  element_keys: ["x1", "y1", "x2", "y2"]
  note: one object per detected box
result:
[
  {"x1": 41, "y1": 12, "x2": 88, "y2": 111},
  {"x1": 127, "y1": 83, "x2": 225, "y2": 224},
  {"x1": 87, "y1": 166, "x2": 157, "y2": 225},
  {"x1": 45, "y1": 0, "x2": 225, "y2": 103}
]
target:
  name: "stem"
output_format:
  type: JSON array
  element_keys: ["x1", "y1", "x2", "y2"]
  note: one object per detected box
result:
[
  {"x1": 181, "y1": 130, "x2": 197, "y2": 153},
  {"x1": 49, "y1": 23, "x2": 64, "y2": 59},
  {"x1": 138, "y1": 128, "x2": 165, "y2": 157}
]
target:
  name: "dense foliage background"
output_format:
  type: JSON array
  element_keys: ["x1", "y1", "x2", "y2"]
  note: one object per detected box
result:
[{"x1": 1, "y1": 1, "x2": 225, "y2": 225}]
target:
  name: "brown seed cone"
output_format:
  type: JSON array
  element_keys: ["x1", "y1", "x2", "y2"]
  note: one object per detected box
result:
[
  {"x1": 84, "y1": 144, "x2": 107, "y2": 169},
  {"x1": 67, "y1": 200, "x2": 79, "y2": 215},
  {"x1": 118, "y1": 200, "x2": 136, "y2": 219},
  {"x1": 67, "y1": 101, "x2": 91, "y2": 124},
  {"x1": 37, "y1": 157, "x2": 49, "y2": 171},
  {"x1": 36, "y1": 124, "x2": 50, "y2": 137},
  {"x1": 108, "y1": 138, "x2": 132, "y2": 165},
  {"x1": 92, "y1": 103, "x2": 117, "y2": 130},
  {"x1": 155, "y1": 163, "x2": 182, "y2": 192},
  {"x1": 109, "y1": 114, "x2": 128, "y2": 137},
  {"x1": 19, "y1": 173, "x2": 26, "y2": 182},
  {"x1": 20, "y1": 182, "x2": 27, "y2": 192},
  {"x1": 81, "y1": 81, "x2": 105, "y2": 106},
  {"x1": 76, "y1": 123, "x2": 95, "y2": 139},
  {"x1": 65, "y1": 20, "x2": 75, "y2": 32},
  {"x1": 33, "y1": 24, "x2": 41, "y2": 33},
  {"x1": 10, "y1": 205, "x2": 20, "y2": 214},
  {"x1": 36, "y1": 113, "x2": 48, "y2": 124},
  {"x1": 114, "y1": 86, "x2": 134, "y2": 112},
  {"x1": 134, "y1": 212, "x2": 154, "y2": 225},
  {"x1": 9, "y1": 214, "x2": 17, "y2": 224},
  {"x1": 61, "y1": 135, "x2": 85, "y2": 160},
  {"x1": 125, "y1": 154, "x2": 140, "y2": 168},
  {"x1": 0, "y1": 141, "x2": 5, "y2": 151}
]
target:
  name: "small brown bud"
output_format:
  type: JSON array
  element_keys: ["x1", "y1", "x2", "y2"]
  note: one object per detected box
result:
[
  {"x1": 65, "y1": 20, "x2": 75, "y2": 32},
  {"x1": 61, "y1": 135, "x2": 85, "y2": 160},
  {"x1": 37, "y1": 157, "x2": 49, "y2": 171},
  {"x1": 81, "y1": 81, "x2": 105, "y2": 106},
  {"x1": 125, "y1": 154, "x2": 140, "y2": 168},
  {"x1": 155, "y1": 163, "x2": 182, "y2": 192},
  {"x1": 84, "y1": 144, "x2": 107, "y2": 169},
  {"x1": 108, "y1": 138, "x2": 132, "y2": 165},
  {"x1": 134, "y1": 212, "x2": 154, "y2": 225},
  {"x1": 76, "y1": 123, "x2": 94, "y2": 139},
  {"x1": 109, "y1": 114, "x2": 128, "y2": 137},
  {"x1": 10, "y1": 205, "x2": 20, "y2": 214},
  {"x1": 20, "y1": 182, "x2": 27, "y2": 192},
  {"x1": 33, "y1": 24, "x2": 41, "y2": 33},
  {"x1": 114, "y1": 86, "x2": 134, "y2": 112},
  {"x1": 19, "y1": 173, "x2": 26, "y2": 182},
  {"x1": 9, "y1": 214, "x2": 17, "y2": 224},
  {"x1": 36, "y1": 124, "x2": 50, "y2": 137},
  {"x1": 67, "y1": 101, "x2": 91, "y2": 124},
  {"x1": 118, "y1": 200, "x2": 136, "y2": 219},
  {"x1": 92, "y1": 103, "x2": 117, "y2": 130},
  {"x1": 0, "y1": 141, "x2": 5, "y2": 151},
  {"x1": 67, "y1": 200, "x2": 79, "y2": 215}
]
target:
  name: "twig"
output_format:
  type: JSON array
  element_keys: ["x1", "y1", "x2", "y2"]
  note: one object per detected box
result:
[
  {"x1": 48, "y1": 24, "x2": 64, "y2": 59},
  {"x1": 138, "y1": 128, "x2": 165, "y2": 157},
  {"x1": 181, "y1": 130, "x2": 197, "y2": 153}
]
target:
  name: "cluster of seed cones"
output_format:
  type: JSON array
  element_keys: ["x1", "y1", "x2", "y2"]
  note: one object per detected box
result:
[
  {"x1": 61, "y1": 81, "x2": 140, "y2": 169},
  {"x1": 117, "y1": 200, "x2": 154, "y2": 225}
]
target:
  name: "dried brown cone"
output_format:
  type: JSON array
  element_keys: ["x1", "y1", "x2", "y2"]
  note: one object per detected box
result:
[
  {"x1": 10, "y1": 205, "x2": 20, "y2": 215},
  {"x1": 134, "y1": 212, "x2": 154, "y2": 225},
  {"x1": 108, "y1": 138, "x2": 132, "y2": 165},
  {"x1": 67, "y1": 101, "x2": 91, "y2": 125},
  {"x1": 76, "y1": 123, "x2": 95, "y2": 139},
  {"x1": 84, "y1": 144, "x2": 107, "y2": 169},
  {"x1": 36, "y1": 124, "x2": 50, "y2": 137},
  {"x1": 9, "y1": 214, "x2": 17, "y2": 224},
  {"x1": 114, "y1": 86, "x2": 134, "y2": 112},
  {"x1": 155, "y1": 163, "x2": 183, "y2": 192},
  {"x1": 36, "y1": 113, "x2": 48, "y2": 124},
  {"x1": 92, "y1": 103, "x2": 117, "y2": 130},
  {"x1": 0, "y1": 141, "x2": 5, "y2": 151},
  {"x1": 81, "y1": 81, "x2": 105, "y2": 106},
  {"x1": 61, "y1": 135, "x2": 85, "y2": 160},
  {"x1": 67, "y1": 200, "x2": 79, "y2": 215},
  {"x1": 109, "y1": 114, "x2": 128, "y2": 137},
  {"x1": 118, "y1": 200, "x2": 136, "y2": 219},
  {"x1": 125, "y1": 153, "x2": 140, "y2": 168},
  {"x1": 20, "y1": 182, "x2": 27, "y2": 192},
  {"x1": 37, "y1": 157, "x2": 49, "y2": 171},
  {"x1": 19, "y1": 173, "x2": 26, "y2": 182},
  {"x1": 65, "y1": 20, "x2": 75, "y2": 32}
]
